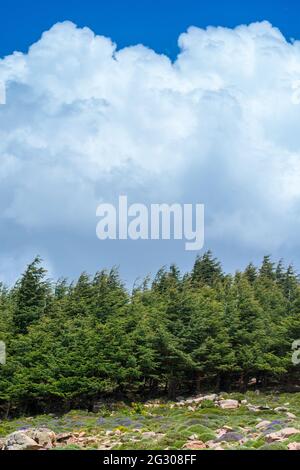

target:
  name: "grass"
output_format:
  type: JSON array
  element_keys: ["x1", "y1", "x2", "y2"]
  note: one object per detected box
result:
[{"x1": 0, "y1": 392, "x2": 299, "y2": 450}]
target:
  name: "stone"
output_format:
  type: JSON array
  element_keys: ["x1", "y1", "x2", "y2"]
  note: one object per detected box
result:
[
  {"x1": 219, "y1": 399, "x2": 239, "y2": 409},
  {"x1": 206, "y1": 440, "x2": 224, "y2": 450},
  {"x1": 26, "y1": 428, "x2": 56, "y2": 449},
  {"x1": 142, "y1": 431, "x2": 156, "y2": 439},
  {"x1": 255, "y1": 420, "x2": 271, "y2": 430},
  {"x1": 185, "y1": 398, "x2": 195, "y2": 404},
  {"x1": 203, "y1": 394, "x2": 218, "y2": 401},
  {"x1": 176, "y1": 396, "x2": 185, "y2": 402},
  {"x1": 216, "y1": 432, "x2": 243, "y2": 442},
  {"x1": 193, "y1": 396, "x2": 204, "y2": 403},
  {"x1": 188, "y1": 434, "x2": 198, "y2": 440},
  {"x1": 56, "y1": 432, "x2": 73, "y2": 442},
  {"x1": 286, "y1": 412, "x2": 297, "y2": 419},
  {"x1": 266, "y1": 427, "x2": 300, "y2": 442},
  {"x1": 4, "y1": 431, "x2": 42, "y2": 450},
  {"x1": 278, "y1": 427, "x2": 300, "y2": 438},
  {"x1": 241, "y1": 399, "x2": 247, "y2": 405},
  {"x1": 288, "y1": 442, "x2": 300, "y2": 450},
  {"x1": 274, "y1": 406, "x2": 289, "y2": 412},
  {"x1": 183, "y1": 440, "x2": 206, "y2": 450},
  {"x1": 247, "y1": 404, "x2": 270, "y2": 412}
]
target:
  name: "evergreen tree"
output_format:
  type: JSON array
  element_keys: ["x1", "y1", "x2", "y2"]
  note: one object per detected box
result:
[
  {"x1": 191, "y1": 250, "x2": 223, "y2": 287},
  {"x1": 12, "y1": 257, "x2": 50, "y2": 334}
]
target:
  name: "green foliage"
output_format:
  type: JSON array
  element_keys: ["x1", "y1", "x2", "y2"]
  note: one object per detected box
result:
[{"x1": 0, "y1": 253, "x2": 299, "y2": 414}]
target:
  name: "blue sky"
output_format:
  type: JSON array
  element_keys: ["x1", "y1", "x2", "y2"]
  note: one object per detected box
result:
[
  {"x1": 1, "y1": 0, "x2": 300, "y2": 58},
  {"x1": 1, "y1": 1, "x2": 300, "y2": 284}
]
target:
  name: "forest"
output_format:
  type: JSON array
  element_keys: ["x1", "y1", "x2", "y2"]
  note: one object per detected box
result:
[{"x1": 0, "y1": 251, "x2": 299, "y2": 417}]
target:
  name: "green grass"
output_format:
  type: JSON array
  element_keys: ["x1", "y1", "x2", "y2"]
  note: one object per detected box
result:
[{"x1": 0, "y1": 392, "x2": 299, "y2": 450}]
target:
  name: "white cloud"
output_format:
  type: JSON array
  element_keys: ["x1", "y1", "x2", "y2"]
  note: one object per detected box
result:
[{"x1": 1, "y1": 20, "x2": 300, "y2": 280}]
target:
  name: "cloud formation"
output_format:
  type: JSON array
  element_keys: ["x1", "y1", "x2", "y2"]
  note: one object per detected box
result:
[{"x1": 1, "y1": 20, "x2": 300, "y2": 283}]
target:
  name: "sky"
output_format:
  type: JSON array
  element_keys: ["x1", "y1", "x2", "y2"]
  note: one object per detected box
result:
[{"x1": 1, "y1": 0, "x2": 300, "y2": 285}]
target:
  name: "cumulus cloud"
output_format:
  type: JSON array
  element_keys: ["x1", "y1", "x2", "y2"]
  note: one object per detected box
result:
[{"x1": 0, "y1": 20, "x2": 300, "y2": 282}]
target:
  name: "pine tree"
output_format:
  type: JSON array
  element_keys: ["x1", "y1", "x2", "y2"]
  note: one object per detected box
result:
[
  {"x1": 191, "y1": 250, "x2": 223, "y2": 287},
  {"x1": 13, "y1": 257, "x2": 50, "y2": 334}
]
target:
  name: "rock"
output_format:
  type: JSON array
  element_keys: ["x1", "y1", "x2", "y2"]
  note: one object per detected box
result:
[
  {"x1": 247, "y1": 404, "x2": 270, "y2": 412},
  {"x1": 247, "y1": 405, "x2": 259, "y2": 412},
  {"x1": 255, "y1": 420, "x2": 271, "y2": 430},
  {"x1": 187, "y1": 406, "x2": 195, "y2": 411},
  {"x1": 248, "y1": 378, "x2": 257, "y2": 385},
  {"x1": 216, "y1": 427, "x2": 233, "y2": 439},
  {"x1": 216, "y1": 432, "x2": 244, "y2": 442},
  {"x1": 183, "y1": 440, "x2": 206, "y2": 450},
  {"x1": 277, "y1": 427, "x2": 300, "y2": 438},
  {"x1": 266, "y1": 427, "x2": 300, "y2": 442},
  {"x1": 206, "y1": 440, "x2": 224, "y2": 450},
  {"x1": 4, "y1": 431, "x2": 42, "y2": 450},
  {"x1": 274, "y1": 406, "x2": 289, "y2": 412},
  {"x1": 286, "y1": 412, "x2": 297, "y2": 419},
  {"x1": 142, "y1": 431, "x2": 156, "y2": 439},
  {"x1": 203, "y1": 394, "x2": 218, "y2": 401},
  {"x1": 0, "y1": 438, "x2": 5, "y2": 450},
  {"x1": 26, "y1": 428, "x2": 56, "y2": 449},
  {"x1": 188, "y1": 434, "x2": 198, "y2": 440},
  {"x1": 176, "y1": 396, "x2": 185, "y2": 402},
  {"x1": 185, "y1": 398, "x2": 195, "y2": 404},
  {"x1": 192, "y1": 396, "x2": 204, "y2": 403},
  {"x1": 241, "y1": 399, "x2": 247, "y2": 405},
  {"x1": 258, "y1": 405, "x2": 271, "y2": 410},
  {"x1": 288, "y1": 442, "x2": 300, "y2": 450},
  {"x1": 219, "y1": 399, "x2": 239, "y2": 409},
  {"x1": 56, "y1": 432, "x2": 73, "y2": 442}
]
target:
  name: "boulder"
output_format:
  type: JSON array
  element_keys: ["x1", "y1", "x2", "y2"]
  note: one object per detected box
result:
[
  {"x1": 142, "y1": 431, "x2": 156, "y2": 439},
  {"x1": 266, "y1": 427, "x2": 300, "y2": 442},
  {"x1": 26, "y1": 428, "x2": 56, "y2": 449},
  {"x1": 274, "y1": 406, "x2": 289, "y2": 412},
  {"x1": 0, "y1": 438, "x2": 5, "y2": 450},
  {"x1": 288, "y1": 442, "x2": 300, "y2": 451},
  {"x1": 203, "y1": 394, "x2": 218, "y2": 401},
  {"x1": 255, "y1": 420, "x2": 271, "y2": 430},
  {"x1": 219, "y1": 399, "x2": 239, "y2": 409},
  {"x1": 183, "y1": 440, "x2": 206, "y2": 450},
  {"x1": 56, "y1": 432, "x2": 73, "y2": 442},
  {"x1": 216, "y1": 432, "x2": 244, "y2": 442},
  {"x1": 188, "y1": 406, "x2": 195, "y2": 411},
  {"x1": 4, "y1": 431, "x2": 42, "y2": 450}
]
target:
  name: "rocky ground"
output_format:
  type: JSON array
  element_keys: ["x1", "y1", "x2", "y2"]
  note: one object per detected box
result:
[{"x1": 1, "y1": 392, "x2": 300, "y2": 450}]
